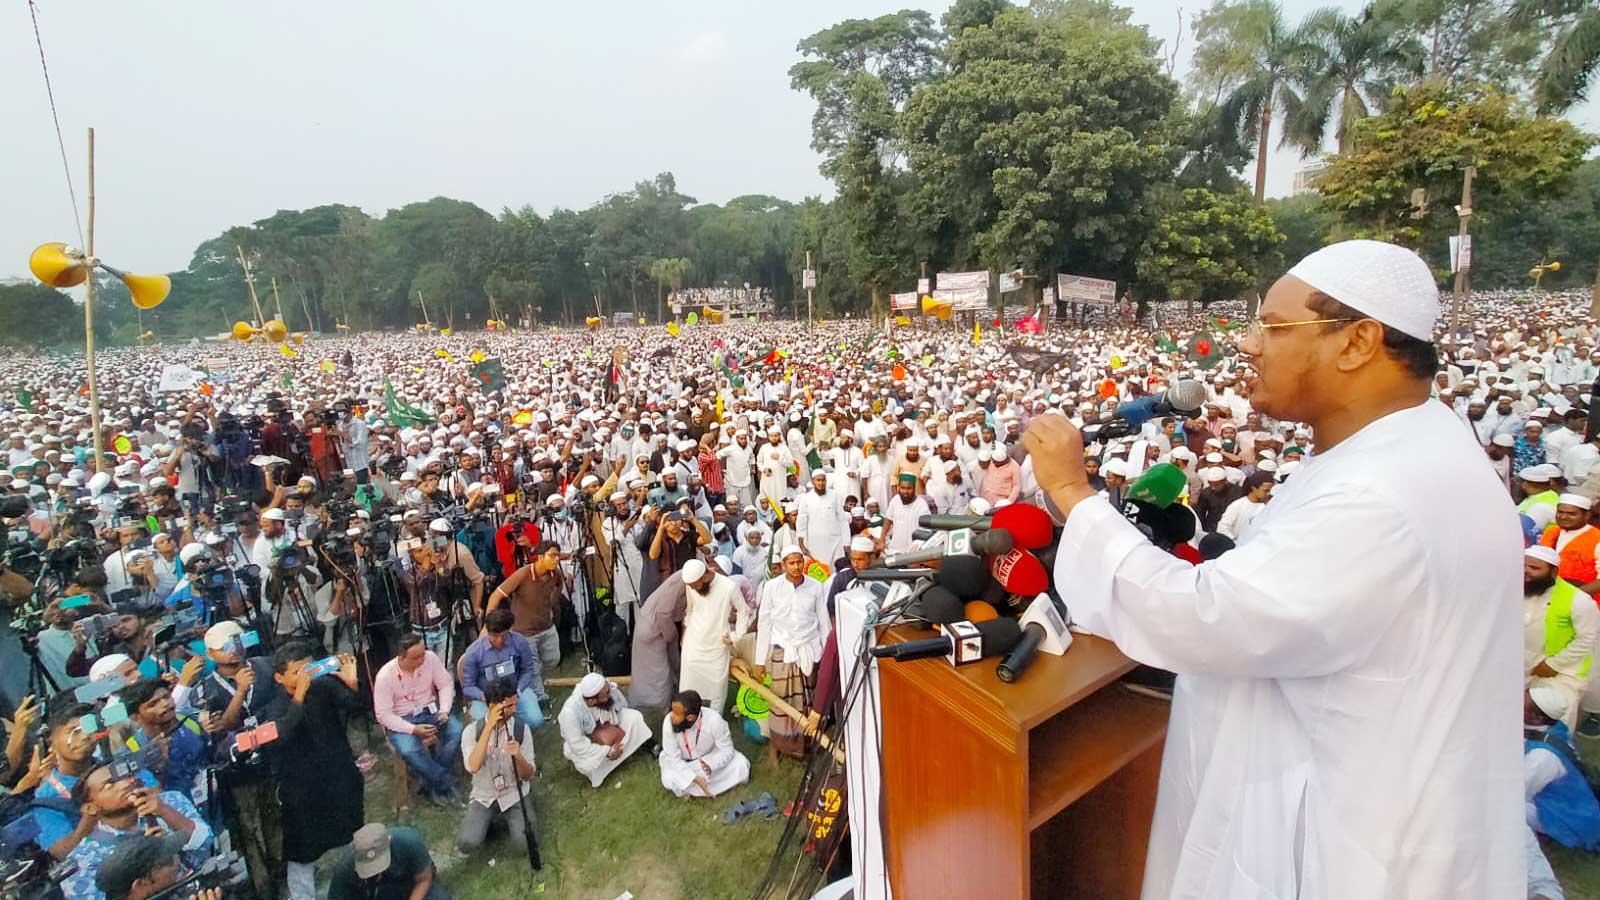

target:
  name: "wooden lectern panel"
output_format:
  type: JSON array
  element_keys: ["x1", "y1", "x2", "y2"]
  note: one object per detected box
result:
[{"x1": 877, "y1": 627, "x2": 1168, "y2": 900}]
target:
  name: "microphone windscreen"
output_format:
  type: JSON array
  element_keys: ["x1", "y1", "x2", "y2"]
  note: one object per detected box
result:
[
  {"x1": 970, "y1": 528, "x2": 1014, "y2": 556},
  {"x1": 1168, "y1": 378, "x2": 1206, "y2": 414},
  {"x1": 935, "y1": 554, "x2": 994, "y2": 599},
  {"x1": 974, "y1": 617, "x2": 1023, "y2": 656},
  {"x1": 990, "y1": 503, "x2": 1053, "y2": 550},
  {"x1": 990, "y1": 549, "x2": 1049, "y2": 596},
  {"x1": 917, "y1": 585, "x2": 964, "y2": 625},
  {"x1": 963, "y1": 600, "x2": 1000, "y2": 623}
]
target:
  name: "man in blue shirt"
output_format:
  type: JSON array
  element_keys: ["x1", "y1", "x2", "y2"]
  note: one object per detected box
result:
[
  {"x1": 459, "y1": 608, "x2": 544, "y2": 731},
  {"x1": 61, "y1": 762, "x2": 213, "y2": 900},
  {"x1": 121, "y1": 679, "x2": 211, "y2": 816}
]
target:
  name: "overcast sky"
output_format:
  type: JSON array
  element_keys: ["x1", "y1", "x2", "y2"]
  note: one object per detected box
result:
[{"x1": 3, "y1": 1, "x2": 1594, "y2": 281}]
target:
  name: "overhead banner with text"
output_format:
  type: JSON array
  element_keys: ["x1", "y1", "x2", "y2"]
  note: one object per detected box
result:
[
  {"x1": 1056, "y1": 273, "x2": 1117, "y2": 306},
  {"x1": 890, "y1": 291, "x2": 920, "y2": 310},
  {"x1": 935, "y1": 270, "x2": 990, "y2": 311}
]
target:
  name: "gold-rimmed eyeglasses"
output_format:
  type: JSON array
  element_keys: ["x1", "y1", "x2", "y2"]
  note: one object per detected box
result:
[{"x1": 1246, "y1": 317, "x2": 1364, "y2": 340}]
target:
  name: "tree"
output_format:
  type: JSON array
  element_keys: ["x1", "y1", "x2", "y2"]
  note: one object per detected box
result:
[
  {"x1": 1191, "y1": 0, "x2": 1319, "y2": 201},
  {"x1": 902, "y1": 6, "x2": 1181, "y2": 297},
  {"x1": 1314, "y1": 82, "x2": 1594, "y2": 259},
  {"x1": 1136, "y1": 187, "x2": 1285, "y2": 310},
  {"x1": 648, "y1": 258, "x2": 693, "y2": 315},
  {"x1": 1380, "y1": 0, "x2": 1544, "y2": 91},
  {"x1": 1472, "y1": 157, "x2": 1600, "y2": 289},
  {"x1": 1263, "y1": 193, "x2": 1338, "y2": 279},
  {"x1": 0, "y1": 283, "x2": 81, "y2": 346},
  {"x1": 1511, "y1": 0, "x2": 1600, "y2": 113},
  {"x1": 1289, "y1": 7, "x2": 1424, "y2": 155}
]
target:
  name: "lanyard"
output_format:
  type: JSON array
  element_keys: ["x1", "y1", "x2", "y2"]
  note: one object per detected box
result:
[{"x1": 679, "y1": 719, "x2": 702, "y2": 759}]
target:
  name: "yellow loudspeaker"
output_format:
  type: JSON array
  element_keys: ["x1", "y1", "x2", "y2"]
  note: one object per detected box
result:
[
  {"x1": 921, "y1": 294, "x2": 952, "y2": 321},
  {"x1": 335, "y1": 323, "x2": 351, "y2": 332},
  {"x1": 108, "y1": 268, "x2": 171, "y2": 310},
  {"x1": 29, "y1": 243, "x2": 87, "y2": 288},
  {"x1": 232, "y1": 321, "x2": 260, "y2": 342},
  {"x1": 703, "y1": 305, "x2": 724, "y2": 324},
  {"x1": 585, "y1": 316, "x2": 603, "y2": 329},
  {"x1": 1549, "y1": 262, "x2": 1562, "y2": 272},
  {"x1": 263, "y1": 320, "x2": 288, "y2": 343},
  {"x1": 139, "y1": 330, "x2": 155, "y2": 341},
  {"x1": 289, "y1": 332, "x2": 308, "y2": 346}
]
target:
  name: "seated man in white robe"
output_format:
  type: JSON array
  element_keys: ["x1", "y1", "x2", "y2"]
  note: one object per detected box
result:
[
  {"x1": 557, "y1": 671, "x2": 653, "y2": 788},
  {"x1": 659, "y1": 689, "x2": 750, "y2": 799}
]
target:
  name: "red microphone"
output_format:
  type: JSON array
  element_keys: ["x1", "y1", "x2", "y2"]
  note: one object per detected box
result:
[
  {"x1": 990, "y1": 548, "x2": 1049, "y2": 597},
  {"x1": 919, "y1": 503, "x2": 1054, "y2": 551}
]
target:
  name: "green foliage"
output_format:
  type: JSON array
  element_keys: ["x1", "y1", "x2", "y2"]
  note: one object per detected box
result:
[
  {"x1": 0, "y1": 283, "x2": 82, "y2": 346},
  {"x1": 1473, "y1": 157, "x2": 1600, "y2": 288},
  {"x1": 901, "y1": 7, "x2": 1180, "y2": 292},
  {"x1": 1289, "y1": 7, "x2": 1425, "y2": 154},
  {"x1": 1379, "y1": 0, "x2": 1546, "y2": 92},
  {"x1": 1511, "y1": 0, "x2": 1600, "y2": 113},
  {"x1": 1263, "y1": 193, "x2": 1337, "y2": 279},
  {"x1": 1136, "y1": 187, "x2": 1285, "y2": 303},
  {"x1": 1314, "y1": 82, "x2": 1594, "y2": 253}
]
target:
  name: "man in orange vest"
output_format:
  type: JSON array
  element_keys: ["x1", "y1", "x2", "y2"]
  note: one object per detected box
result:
[{"x1": 1541, "y1": 493, "x2": 1600, "y2": 596}]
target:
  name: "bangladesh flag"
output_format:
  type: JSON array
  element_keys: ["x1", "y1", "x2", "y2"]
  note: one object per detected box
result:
[
  {"x1": 469, "y1": 357, "x2": 505, "y2": 394},
  {"x1": 1156, "y1": 331, "x2": 1179, "y2": 353},
  {"x1": 1209, "y1": 315, "x2": 1243, "y2": 333},
  {"x1": 1186, "y1": 331, "x2": 1223, "y2": 370}
]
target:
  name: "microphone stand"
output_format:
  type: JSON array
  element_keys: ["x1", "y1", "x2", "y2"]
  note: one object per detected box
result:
[{"x1": 500, "y1": 718, "x2": 541, "y2": 871}]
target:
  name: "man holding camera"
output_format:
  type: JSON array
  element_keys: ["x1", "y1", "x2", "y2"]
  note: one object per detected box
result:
[
  {"x1": 374, "y1": 633, "x2": 462, "y2": 807},
  {"x1": 60, "y1": 760, "x2": 213, "y2": 900},
  {"x1": 92, "y1": 833, "x2": 224, "y2": 900},
  {"x1": 456, "y1": 682, "x2": 537, "y2": 857}
]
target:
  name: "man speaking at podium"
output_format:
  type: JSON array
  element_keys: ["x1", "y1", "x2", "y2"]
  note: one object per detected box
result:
[{"x1": 1024, "y1": 240, "x2": 1522, "y2": 900}]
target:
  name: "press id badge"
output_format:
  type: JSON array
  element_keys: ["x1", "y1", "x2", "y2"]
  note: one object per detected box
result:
[
  {"x1": 493, "y1": 773, "x2": 508, "y2": 793},
  {"x1": 425, "y1": 602, "x2": 442, "y2": 620}
]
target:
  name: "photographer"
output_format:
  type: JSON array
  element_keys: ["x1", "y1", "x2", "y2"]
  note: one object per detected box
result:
[
  {"x1": 455, "y1": 680, "x2": 535, "y2": 858},
  {"x1": 60, "y1": 760, "x2": 213, "y2": 900},
  {"x1": 92, "y1": 833, "x2": 224, "y2": 900},
  {"x1": 263, "y1": 642, "x2": 362, "y2": 900},
  {"x1": 483, "y1": 541, "x2": 564, "y2": 678},
  {"x1": 327, "y1": 823, "x2": 445, "y2": 900},
  {"x1": 121, "y1": 679, "x2": 211, "y2": 814},
  {"x1": 163, "y1": 413, "x2": 219, "y2": 519},
  {"x1": 397, "y1": 539, "x2": 450, "y2": 655}
]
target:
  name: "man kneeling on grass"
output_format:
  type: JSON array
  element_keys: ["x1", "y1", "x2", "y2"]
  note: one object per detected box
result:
[
  {"x1": 457, "y1": 681, "x2": 537, "y2": 856},
  {"x1": 660, "y1": 689, "x2": 750, "y2": 799},
  {"x1": 557, "y1": 671, "x2": 653, "y2": 787}
]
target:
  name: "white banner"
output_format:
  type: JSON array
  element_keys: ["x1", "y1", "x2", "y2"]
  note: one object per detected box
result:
[
  {"x1": 890, "y1": 291, "x2": 920, "y2": 310},
  {"x1": 933, "y1": 288, "x2": 988, "y2": 312},
  {"x1": 916, "y1": 277, "x2": 930, "y2": 295},
  {"x1": 157, "y1": 364, "x2": 206, "y2": 393},
  {"x1": 999, "y1": 272, "x2": 1021, "y2": 294},
  {"x1": 1057, "y1": 273, "x2": 1117, "y2": 306},
  {"x1": 936, "y1": 270, "x2": 988, "y2": 293},
  {"x1": 802, "y1": 269, "x2": 817, "y2": 289},
  {"x1": 1449, "y1": 235, "x2": 1473, "y2": 273}
]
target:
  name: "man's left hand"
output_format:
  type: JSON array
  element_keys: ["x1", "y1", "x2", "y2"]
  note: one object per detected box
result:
[{"x1": 1532, "y1": 660, "x2": 1560, "y2": 679}]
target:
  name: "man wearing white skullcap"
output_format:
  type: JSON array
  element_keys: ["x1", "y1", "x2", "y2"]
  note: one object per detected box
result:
[
  {"x1": 1523, "y1": 542, "x2": 1598, "y2": 736},
  {"x1": 1535, "y1": 494, "x2": 1600, "y2": 595},
  {"x1": 753, "y1": 545, "x2": 827, "y2": 760},
  {"x1": 1519, "y1": 464, "x2": 1564, "y2": 532},
  {"x1": 1026, "y1": 239, "x2": 1524, "y2": 899},
  {"x1": 557, "y1": 671, "x2": 652, "y2": 788},
  {"x1": 676, "y1": 557, "x2": 749, "y2": 713}
]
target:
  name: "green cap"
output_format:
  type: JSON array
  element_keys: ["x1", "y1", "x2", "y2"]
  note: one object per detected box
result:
[{"x1": 1125, "y1": 463, "x2": 1187, "y2": 510}]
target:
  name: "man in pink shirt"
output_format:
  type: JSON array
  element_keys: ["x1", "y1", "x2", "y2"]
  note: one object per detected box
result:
[
  {"x1": 374, "y1": 632, "x2": 462, "y2": 806},
  {"x1": 979, "y1": 447, "x2": 1021, "y2": 507}
]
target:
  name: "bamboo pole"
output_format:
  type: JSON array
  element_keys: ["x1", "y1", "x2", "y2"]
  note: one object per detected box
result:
[
  {"x1": 84, "y1": 127, "x2": 104, "y2": 474},
  {"x1": 543, "y1": 674, "x2": 632, "y2": 688},
  {"x1": 270, "y1": 276, "x2": 287, "y2": 324},
  {"x1": 236, "y1": 245, "x2": 266, "y2": 325},
  {"x1": 730, "y1": 661, "x2": 845, "y2": 765}
]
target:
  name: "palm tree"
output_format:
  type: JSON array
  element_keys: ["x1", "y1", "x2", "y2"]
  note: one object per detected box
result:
[
  {"x1": 1512, "y1": 0, "x2": 1600, "y2": 114},
  {"x1": 1192, "y1": 0, "x2": 1321, "y2": 202},
  {"x1": 1288, "y1": 7, "x2": 1425, "y2": 155}
]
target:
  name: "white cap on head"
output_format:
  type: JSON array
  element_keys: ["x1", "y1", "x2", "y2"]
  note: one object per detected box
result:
[
  {"x1": 780, "y1": 543, "x2": 804, "y2": 560},
  {"x1": 178, "y1": 542, "x2": 208, "y2": 565},
  {"x1": 1491, "y1": 433, "x2": 1515, "y2": 448},
  {"x1": 1529, "y1": 683, "x2": 1569, "y2": 722},
  {"x1": 1558, "y1": 493, "x2": 1594, "y2": 511},
  {"x1": 1285, "y1": 239, "x2": 1439, "y2": 341},
  {"x1": 429, "y1": 518, "x2": 452, "y2": 533},
  {"x1": 89, "y1": 653, "x2": 132, "y2": 683},
  {"x1": 681, "y1": 559, "x2": 707, "y2": 583},
  {"x1": 1526, "y1": 545, "x2": 1561, "y2": 566},
  {"x1": 577, "y1": 671, "x2": 606, "y2": 698},
  {"x1": 850, "y1": 534, "x2": 876, "y2": 554}
]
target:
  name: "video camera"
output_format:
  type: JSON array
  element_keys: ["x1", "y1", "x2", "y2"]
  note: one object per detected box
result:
[
  {"x1": 0, "y1": 843, "x2": 76, "y2": 900},
  {"x1": 144, "y1": 849, "x2": 250, "y2": 900}
]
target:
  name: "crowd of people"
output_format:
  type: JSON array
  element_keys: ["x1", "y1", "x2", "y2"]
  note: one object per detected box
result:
[{"x1": 0, "y1": 278, "x2": 1594, "y2": 898}]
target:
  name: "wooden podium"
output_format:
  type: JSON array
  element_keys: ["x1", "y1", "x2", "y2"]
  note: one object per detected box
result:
[{"x1": 876, "y1": 627, "x2": 1169, "y2": 899}]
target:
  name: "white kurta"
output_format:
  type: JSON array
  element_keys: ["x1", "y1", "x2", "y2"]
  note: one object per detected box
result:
[
  {"x1": 658, "y1": 708, "x2": 751, "y2": 798},
  {"x1": 757, "y1": 442, "x2": 794, "y2": 505},
  {"x1": 883, "y1": 494, "x2": 931, "y2": 555},
  {"x1": 557, "y1": 685, "x2": 654, "y2": 788},
  {"x1": 679, "y1": 574, "x2": 748, "y2": 713},
  {"x1": 1055, "y1": 400, "x2": 1523, "y2": 900},
  {"x1": 796, "y1": 489, "x2": 848, "y2": 568}
]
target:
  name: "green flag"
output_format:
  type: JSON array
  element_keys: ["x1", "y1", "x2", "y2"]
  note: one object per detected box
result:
[
  {"x1": 1156, "y1": 331, "x2": 1179, "y2": 353},
  {"x1": 1186, "y1": 331, "x2": 1223, "y2": 370},
  {"x1": 469, "y1": 357, "x2": 506, "y2": 394},
  {"x1": 384, "y1": 377, "x2": 435, "y2": 427},
  {"x1": 279, "y1": 370, "x2": 292, "y2": 390},
  {"x1": 1209, "y1": 315, "x2": 1243, "y2": 333},
  {"x1": 14, "y1": 388, "x2": 32, "y2": 412}
]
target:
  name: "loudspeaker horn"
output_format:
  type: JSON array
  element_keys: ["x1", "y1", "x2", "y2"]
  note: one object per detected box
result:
[
  {"x1": 702, "y1": 305, "x2": 725, "y2": 324},
  {"x1": 100, "y1": 265, "x2": 171, "y2": 310},
  {"x1": 921, "y1": 294, "x2": 953, "y2": 321},
  {"x1": 28, "y1": 243, "x2": 88, "y2": 288}
]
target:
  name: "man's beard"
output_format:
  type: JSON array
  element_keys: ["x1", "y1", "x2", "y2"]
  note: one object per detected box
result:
[
  {"x1": 1468, "y1": 410, "x2": 1483, "y2": 421},
  {"x1": 670, "y1": 716, "x2": 696, "y2": 733},
  {"x1": 591, "y1": 697, "x2": 615, "y2": 711},
  {"x1": 1526, "y1": 574, "x2": 1558, "y2": 597}
]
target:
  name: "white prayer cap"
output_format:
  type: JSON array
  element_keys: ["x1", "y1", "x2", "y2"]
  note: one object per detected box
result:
[
  {"x1": 1491, "y1": 434, "x2": 1515, "y2": 448},
  {"x1": 1256, "y1": 459, "x2": 1279, "y2": 472},
  {"x1": 1202, "y1": 467, "x2": 1227, "y2": 483},
  {"x1": 608, "y1": 490, "x2": 628, "y2": 502},
  {"x1": 577, "y1": 672, "x2": 606, "y2": 698},
  {"x1": 1529, "y1": 684, "x2": 1569, "y2": 722},
  {"x1": 780, "y1": 543, "x2": 804, "y2": 560},
  {"x1": 1285, "y1": 239, "x2": 1438, "y2": 341},
  {"x1": 429, "y1": 518, "x2": 453, "y2": 533},
  {"x1": 849, "y1": 535, "x2": 876, "y2": 554},
  {"x1": 1102, "y1": 459, "x2": 1129, "y2": 478},
  {"x1": 681, "y1": 558, "x2": 707, "y2": 583},
  {"x1": 1520, "y1": 464, "x2": 1561, "y2": 482},
  {"x1": 1526, "y1": 545, "x2": 1561, "y2": 567},
  {"x1": 1558, "y1": 493, "x2": 1593, "y2": 511},
  {"x1": 89, "y1": 653, "x2": 132, "y2": 684},
  {"x1": 967, "y1": 497, "x2": 992, "y2": 516},
  {"x1": 178, "y1": 542, "x2": 208, "y2": 565}
]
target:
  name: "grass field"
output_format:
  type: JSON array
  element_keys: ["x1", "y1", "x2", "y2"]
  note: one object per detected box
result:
[{"x1": 343, "y1": 663, "x2": 804, "y2": 900}]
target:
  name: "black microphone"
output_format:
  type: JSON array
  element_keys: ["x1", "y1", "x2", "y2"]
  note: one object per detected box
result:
[
  {"x1": 870, "y1": 617, "x2": 1022, "y2": 664},
  {"x1": 857, "y1": 555, "x2": 993, "y2": 598},
  {"x1": 882, "y1": 528, "x2": 1013, "y2": 567},
  {"x1": 995, "y1": 595, "x2": 1073, "y2": 683}
]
